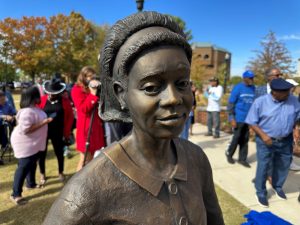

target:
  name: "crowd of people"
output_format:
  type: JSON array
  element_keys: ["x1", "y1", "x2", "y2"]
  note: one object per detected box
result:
[
  {"x1": 224, "y1": 67, "x2": 300, "y2": 208},
  {"x1": 0, "y1": 66, "x2": 133, "y2": 205},
  {"x1": 2, "y1": 64, "x2": 300, "y2": 210}
]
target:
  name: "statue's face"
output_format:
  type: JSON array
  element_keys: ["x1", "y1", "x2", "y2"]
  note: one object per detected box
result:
[{"x1": 126, "y1": 46, "x2": 193, "y2": 138}]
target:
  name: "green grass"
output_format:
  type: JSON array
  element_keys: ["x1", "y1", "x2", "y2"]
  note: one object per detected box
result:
[
  {"x1": 0, "y1": 93, "x2": 249, "y2": 224},
  {"x1": 0, "y1": 147, "x2": 249, "y2": 225},
  {"x1": 216, "y1": 185, "x2": 249, "y2": 224}
]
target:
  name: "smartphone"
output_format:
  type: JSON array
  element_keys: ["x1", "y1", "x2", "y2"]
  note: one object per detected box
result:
[{"x1": 48, "y1": 112, "x2": 57, "y2": 118}]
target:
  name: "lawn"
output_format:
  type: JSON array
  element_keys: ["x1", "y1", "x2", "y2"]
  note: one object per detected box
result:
[
  {"x1": 0, "y1": 146, "x2": 249, "y2": 225},
  {"x1": 0, "y1": 93, "x2": 249, "y2": 224}
]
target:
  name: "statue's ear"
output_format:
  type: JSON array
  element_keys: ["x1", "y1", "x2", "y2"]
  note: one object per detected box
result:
[{"x1": 113, "y1": 81, "x2": 127, "y2": 110}]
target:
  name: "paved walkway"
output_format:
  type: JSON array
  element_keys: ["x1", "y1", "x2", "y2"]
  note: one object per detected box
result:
[{"x1": 189, "y1": 123, "x2": 300, "y2": 225}]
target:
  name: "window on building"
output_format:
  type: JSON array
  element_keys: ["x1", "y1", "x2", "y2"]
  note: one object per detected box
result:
[{"x1": 204, "y1": 54, "x2": 209, "y2": 59}]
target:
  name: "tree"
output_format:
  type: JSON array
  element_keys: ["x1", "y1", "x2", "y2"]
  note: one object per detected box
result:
[
  {"x1": 167, "y1": 15, "x2": 193, "y2": 42},
  {"x1": 46, "y1": 12, "x2": 107, "y2": 78},
  {"x1": 0, "y1": 60, "x2": 17, "y2": 81},
  {"x1": 0, "y1": 12, "x2": 108, "y2": 81},
  {"x1": 190, "y1": 62, "x2": 206, "y2": 88},
  {"x1": 247, "y1": 31, "x2": 295, "y2": 85},
  {"x1": 229, "y1": 76, "x2": 242, "y2": 86},
  {"x1": 0, "y1": 16, "x2": 51, "y2": 81}
]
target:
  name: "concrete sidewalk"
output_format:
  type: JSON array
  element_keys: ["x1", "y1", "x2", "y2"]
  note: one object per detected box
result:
[{"x1": 189, "y1": 123, "x2": 300, "y2": 225}]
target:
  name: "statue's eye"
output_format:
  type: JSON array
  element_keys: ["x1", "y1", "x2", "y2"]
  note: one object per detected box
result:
[
  {"x1": 142, "y1": 83, "x2": 161, "y2": 95},
  {"x1": 177, "y1": 80, "x2": 190, "y2": 90}
]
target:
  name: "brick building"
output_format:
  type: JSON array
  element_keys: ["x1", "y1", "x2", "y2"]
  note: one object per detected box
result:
[{"x1": 191, "y1": 42, "x2": 231, "y2": 88}]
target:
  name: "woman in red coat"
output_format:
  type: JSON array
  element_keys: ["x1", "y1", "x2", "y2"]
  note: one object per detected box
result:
[{"x1": 71, "y1": 66, "x2": 105, "y2": 171}]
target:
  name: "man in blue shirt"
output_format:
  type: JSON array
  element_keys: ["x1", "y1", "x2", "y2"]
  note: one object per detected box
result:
[
  {"x1": 254, "y1": 67, "x2": 282, "y2": 185},
  {"x1": 246, "y1": 78, "x2": 300, "y2": 208},
  {"x1": 226, "y1": 70, "x2": 255, "y2": 168}
]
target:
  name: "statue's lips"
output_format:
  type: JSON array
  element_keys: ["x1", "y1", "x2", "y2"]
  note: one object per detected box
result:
[{"x1": 157, "y1": 114, "x2": 185, "y2": 126}]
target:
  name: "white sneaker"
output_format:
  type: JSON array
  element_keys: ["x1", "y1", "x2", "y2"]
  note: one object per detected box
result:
[{"x1": 289, "y1": 161, "x2": 300, "y2": 171}]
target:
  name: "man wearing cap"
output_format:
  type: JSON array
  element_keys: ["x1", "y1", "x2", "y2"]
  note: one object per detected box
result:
[
  {"x1": 226, "y1": 70, "x2": 255, "y2": 167},
  {"x1": 253, "y1": 67, "x2": 282, "y2": 185},
  {"x1": 246, "y1": 78, "x2": 300, "y2": 207},
  {"x1": 204, "y1": 77, "x2": 223, "y2": 138}
]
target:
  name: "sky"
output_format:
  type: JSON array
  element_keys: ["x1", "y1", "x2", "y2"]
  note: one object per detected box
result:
[{"x1": 1, "y1": 0, "x2": 300, "y2": 76}]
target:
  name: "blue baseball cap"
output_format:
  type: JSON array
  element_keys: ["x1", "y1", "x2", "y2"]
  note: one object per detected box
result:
[
  {"x1": 270, "y1": 78, "x2": 294, "y2": 91},
  {"x1": 242, "y1": 70, "x2": 255, "y2": 78}
]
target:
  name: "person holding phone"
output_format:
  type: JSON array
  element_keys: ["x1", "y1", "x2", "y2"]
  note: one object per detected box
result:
[
  {"x1": 71, "y1": 66, "x2": 105, "y2": 171},
  {"x1": 37, "y1": 76, "x2": 74, "y2": 184},
  {"x1": 10, "y1": 86, "x2": 52, "y2": 205}
]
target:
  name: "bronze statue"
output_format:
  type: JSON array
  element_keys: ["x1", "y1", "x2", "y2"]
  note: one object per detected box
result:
[{"x1": 43, "y1": 11, "x2": 224, "y2": 225}]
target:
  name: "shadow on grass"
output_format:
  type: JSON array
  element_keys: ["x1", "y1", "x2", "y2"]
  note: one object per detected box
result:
[
  {"x1": 26, "y1": 186, "x2": 62, "y2": 201},
  {"x1": 0, "y1": 194, "x2": 57, "y2": 225}
]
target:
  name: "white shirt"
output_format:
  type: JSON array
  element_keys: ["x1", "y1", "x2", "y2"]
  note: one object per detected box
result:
[{"x1": 206, "y1": 85, "x2": 223, "y2": 112}]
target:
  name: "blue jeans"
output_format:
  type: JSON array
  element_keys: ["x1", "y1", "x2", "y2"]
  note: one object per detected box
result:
[
  {"x1": 180, "y1": 116, "x2": 191, "y2": 140},
  {"x1": 255, "y1": 135, "x2": 293, "y2": 198},
  {"x1": 207, "y1": 111, "x2": 220, "y2": 136},
  {"x1": 12, "y1": 152, "x2": 39, "y2": 197}
]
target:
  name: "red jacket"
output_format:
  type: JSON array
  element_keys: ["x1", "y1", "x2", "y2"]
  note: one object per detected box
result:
[
  {"x1": 38, "y1": 95, "x2": 74, "y2": 139},
  {"x1": 71, "y1": 84, "x2": 105, "y2": 154}
]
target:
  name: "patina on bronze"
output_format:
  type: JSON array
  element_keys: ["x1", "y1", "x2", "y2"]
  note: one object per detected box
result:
[{"x1": 43, "y1": 11, "x2": 224, "y2": 225}]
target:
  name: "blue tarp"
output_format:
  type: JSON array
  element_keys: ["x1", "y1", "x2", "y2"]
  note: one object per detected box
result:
[{"x1": 241, "y1": 210, "x2": 293, "y2": 225}]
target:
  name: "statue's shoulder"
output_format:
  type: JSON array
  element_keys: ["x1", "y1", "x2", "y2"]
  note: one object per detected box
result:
[
  {"x1": 58, "y1": 143, "x2": 121, "y2": 198},
  {"x1": 175, "y1": 138, "x2": 209, "y2": 165}
]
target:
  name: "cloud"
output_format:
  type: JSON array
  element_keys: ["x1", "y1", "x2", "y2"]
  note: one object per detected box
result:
[{"x1": 280, "y1": 34, "x2": 300, "y2": 41}]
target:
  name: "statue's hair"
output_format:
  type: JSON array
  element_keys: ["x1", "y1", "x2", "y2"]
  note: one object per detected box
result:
[{"x1": 98, "y1": 11, "x2": 192, "y2": 122}]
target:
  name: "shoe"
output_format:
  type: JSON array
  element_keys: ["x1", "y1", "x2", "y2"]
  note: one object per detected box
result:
[
  {"x1": 40, "y1": 175, "x2": 46, "y2": 186},
  {"x1": 298, "y1": 193, "x2": 300, "y2": 202},
  {"x1": 289, "y1": 161, "x2": 300, "y2": 171},
  {"x1": 238, "y1": 160, "x2": 251, "y2": 168},
  {"x1": 226, "y1": 156, "x2": 235, "y2": 164},
  {"x1": 25, "y1": 184, "x2": 41, "y2": 190},
  {"x1": 59, "y1": 174, "x2": 65, "y2": 182},
  {"x1": 0, "y1": 159, "x2": 4, "y2": 165},
  {"x1": 10, "y1": 196, "x2": 28, "y2": 205},
  {"x1": 204, "y1": 133, "x2": 213, "y2": 136},
  {"x1": 272, "y1": 188, "x2": 287, "y2": 200},
  {"x1": 213, "y1": 135, "x2": 220, "y2": 139},
  {"x1": 256, "y1": 195, "x2": 269, "y2": 208}
]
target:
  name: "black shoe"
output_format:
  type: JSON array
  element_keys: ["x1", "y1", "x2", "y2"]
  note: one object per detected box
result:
[
  {"x1": 204, "y1": 133, "x2": 213, "y2": 136},
  {"x1": 238, "y1": 160, "x2": 251, "y2": 168},
  {"x1": 256, "y1": 195, "x2": 269, "y2": 208},
  {"x1": 226, "y1": 156, "x2": 235, "y2": 164},
  {"x1": 0, "y1": 160, "x2": 4, "y2": 165},
  {"x1": 272, "y1": 188, "x2": 287, "y2": 200},
  {"x1": 213, "y1": 135, "x2": 220, "y2": 139}
]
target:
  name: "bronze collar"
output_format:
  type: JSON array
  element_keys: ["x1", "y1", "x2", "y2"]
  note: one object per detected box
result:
[{"x1": 104, "y1": 138, "x2": 187, "y2": 196}]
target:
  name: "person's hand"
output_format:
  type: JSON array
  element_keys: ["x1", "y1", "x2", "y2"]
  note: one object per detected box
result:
[
  {"x1": 44, "y1": 118, "x2": 53, "y2": 124},
  {"x1": 5, "y1": 115, "x2": 14, "y2": 122},
  {"x1": 88, "y1": 80, "x2": 101, "y2": 95},
  {"x1": 231, "y1": 119, "x2": 237, "y2": 128},
  {"x1": 293, "y1": 128, "x2": 300, "y2": 142},
  {"x1": 261, "y1": 134, "x2": 272, "y2": 146}
]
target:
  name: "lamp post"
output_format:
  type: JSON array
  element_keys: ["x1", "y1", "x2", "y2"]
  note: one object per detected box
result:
[
  {"x1": 224, "y1": 53, "x2": 230, "y2": 93},
  {"x1": 136, "y1": 0, "x2": 144, "y2": 12}
]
